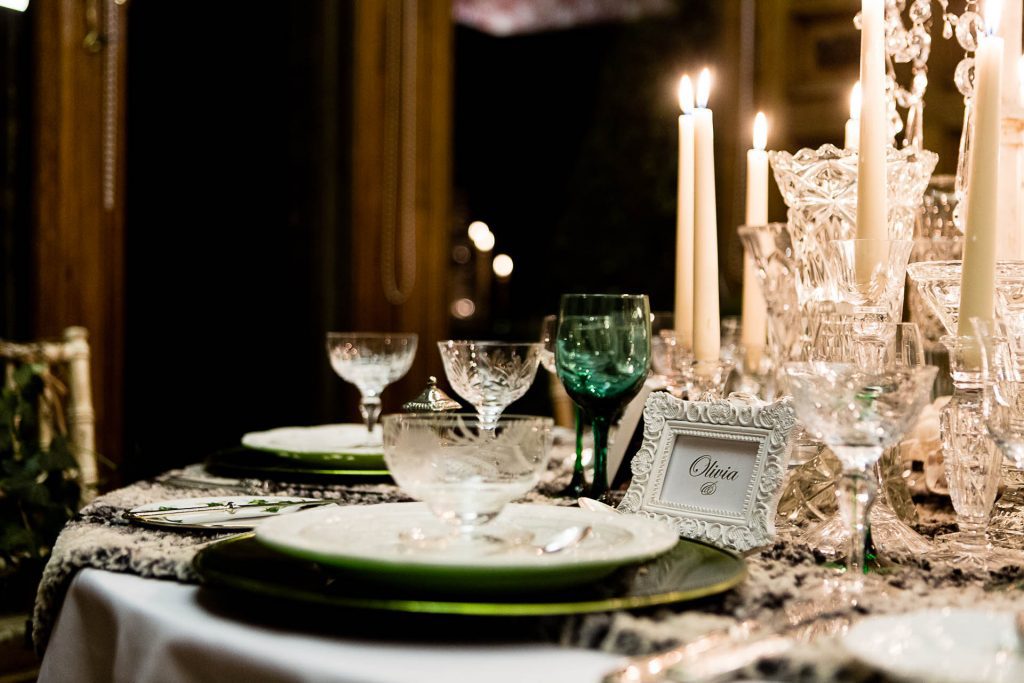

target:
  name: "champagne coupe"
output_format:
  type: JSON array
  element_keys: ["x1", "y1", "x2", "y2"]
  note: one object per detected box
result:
[
  {"x1": 326, "y1": 332, "x2": 418, "y2": 439},
  {"x1": 542, "y1": 314, "x2": 587, "y2": 497},
  {"x1": 784, "y1": 324, "x2": 936, "y2": 592},
  {"x1": 556, "y1": 294, "x2": 651, "y2": 500},
  {"x1": 382, "y1": 413, "x2": 552, "y2": 550},
  {"x1": 437, "y1": 341, "x2": 542, "y2": 430},
  {"x1": 803, "y1": 320, "x2": 933, "y2": 556}
]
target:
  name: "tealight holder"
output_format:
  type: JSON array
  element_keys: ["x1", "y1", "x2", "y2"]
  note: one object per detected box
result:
[
  {"x1": 652, "y1": 330, "x2": 691, "y2": 398},
  {"x1": 680, "y1": 359, "x2": 735, "y2": 401},
  {"x1": 827, "y1": 238, "x2": 914, "y2": 322}
]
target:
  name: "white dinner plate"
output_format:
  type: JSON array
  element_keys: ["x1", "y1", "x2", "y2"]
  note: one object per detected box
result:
[
  {"x1": 843, "y1": 609, "x2": 1024, "y2": 683},
  {"x1": 241, "y1": 424, "x2": 385, "y2": 468},
  {"x1": 127, "y1": 496, "x2": 328, "y2": 531},
  {"x1": 255, "y1": 502, "x2": 680, "y2": 593}
]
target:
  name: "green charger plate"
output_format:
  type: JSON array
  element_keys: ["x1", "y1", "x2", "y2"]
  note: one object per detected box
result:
[
  {"x1": 194, "y1": 534, "x2": 746, "y2": 617},
  {"x1": 204, "y1": 447, "x2": 392, "y2": 484}
]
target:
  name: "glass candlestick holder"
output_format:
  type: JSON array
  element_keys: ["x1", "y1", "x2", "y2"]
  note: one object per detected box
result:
[
  {"x1": 681, "y1": 359, "x2": 735, "y2": 401},
  {"x1": 931, "y1": 335, "x2": 1004, "y2": 569}
]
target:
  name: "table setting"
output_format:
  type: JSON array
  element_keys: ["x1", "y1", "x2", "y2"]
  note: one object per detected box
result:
[{"x1": 27, "y1": 1, "x2": 1024, "y2": 681}]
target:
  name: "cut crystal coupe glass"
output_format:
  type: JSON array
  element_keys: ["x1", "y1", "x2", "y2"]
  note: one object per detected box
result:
[
  {"x1": 784, "y1": 359, "x2": 936, "y2": 592},
  {"x1": 382, "y1": 413, "x2": 552, "y2": 551},
  {"x1": 438, "y1": 341, "x2": 542, "y2": 430},
  {"x1": 325, "y1": 332, "x2": 418, "y2": 437},
  {"x1": 800, "y1": 321, "x2": 933, "y2": 557}
]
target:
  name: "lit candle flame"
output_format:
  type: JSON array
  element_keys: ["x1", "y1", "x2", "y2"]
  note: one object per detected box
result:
[
  {"x1": 678, "y1": 75, "x2": 694, "y2": 114},
  {"x1": 696, "y1": 68, "x2": 711, "y2": 109},
  {"x1": 987, "y1": 0, "x2": 1003, "y2": 35},
  {"x1": 753, "y1": 112, "x2": 767, "y2": 151},
  {"x1": 849, "y1": 81, "x2": 862, "y2": 120}
]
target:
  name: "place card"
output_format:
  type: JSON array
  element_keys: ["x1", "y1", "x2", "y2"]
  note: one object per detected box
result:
[{"x1": 618, "y1": 391, "x2": 796, "y2": 552}]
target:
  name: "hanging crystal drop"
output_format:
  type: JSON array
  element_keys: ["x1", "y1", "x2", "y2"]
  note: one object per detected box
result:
[
  {"x1": 954, "y1": 57, "x2": 976, "y2": 98},
  {"x1": 953, "y1": 98, "x2": 974, "y2": 233},
  {"x1": 905, "y1": 100, "x2": 924, "y2": 149},
  {"x1": 956, "y1": 11, "x2": 983, "y2": 51}
]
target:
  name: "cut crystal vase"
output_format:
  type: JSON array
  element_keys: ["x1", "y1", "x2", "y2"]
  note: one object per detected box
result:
[{"x1": 768, "y1": 144, "x2": 938, "y2": 308}]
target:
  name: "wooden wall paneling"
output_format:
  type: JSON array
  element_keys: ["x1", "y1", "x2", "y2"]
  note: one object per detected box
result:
[
  {"x1": 33, "y1": 0, "x2": 127, "y2": 479},
  {"x1": 351, "y1": 0, "x2": 451, "y2": 410}
]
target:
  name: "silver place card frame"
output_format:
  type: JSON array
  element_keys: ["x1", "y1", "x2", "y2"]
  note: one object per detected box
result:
[{"x1": 618, "y1": 391, "x2": 796, "y2": 552}]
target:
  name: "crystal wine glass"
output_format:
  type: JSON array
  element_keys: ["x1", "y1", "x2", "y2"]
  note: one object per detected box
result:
[
  {"x1": 803, "y1": 319, "x2": 933, "y2": 556},
  {"x1": 437, "y1": 341, "x2": 542, "y2": 430},
  {"x1": 382, "y1": 413, "x2": 552, "y2": 550},
  {"x1": 326, "y1": 332, "x2": 418, "y2": 438},
  {"x1": 784, "y1": 357, "x2": 936, "y2": 592},
  {"x1": 542, "y1": 314, "x2": 587, "y2": 497},
  {"x1": 556, "y1": 294, "x2": 651, "y2": 500}
]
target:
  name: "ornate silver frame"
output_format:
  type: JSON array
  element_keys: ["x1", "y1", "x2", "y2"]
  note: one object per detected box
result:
[{"x1": 619, "y1": 391, "x2": 796, "y2": 553}]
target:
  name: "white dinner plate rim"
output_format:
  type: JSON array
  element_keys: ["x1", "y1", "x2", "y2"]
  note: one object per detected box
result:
[
  {"x1": 843, "y1": 608, "x2": 1024, "y2": 683},
  {"x1": 255, "y1": 502, "x2": 680, "y2": 571},
  {"x1": 241, "y1": 423, "x2": 383, "y2": 455}
]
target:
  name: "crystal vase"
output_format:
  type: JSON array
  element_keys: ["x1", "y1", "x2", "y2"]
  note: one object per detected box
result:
[{"x1": 769, "y1": 144, "x2": 938, "y2": 307}]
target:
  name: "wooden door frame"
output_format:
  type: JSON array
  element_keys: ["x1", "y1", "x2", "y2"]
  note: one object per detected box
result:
[
  {"x1": 33, "y1": 0, "x2": 127, "y2": 480},
  {"x1": 351, "y1": 0, "x2": 452, "y2": 408}
]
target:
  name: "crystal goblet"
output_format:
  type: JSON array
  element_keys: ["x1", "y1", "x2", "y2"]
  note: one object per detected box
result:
[
  {"x1": 325, "y1": 332, "x2": 418, "y2": 437},
  {"x1": 784, "y1": 360, "x2": 936, "y2": 591},
  {"x1": 801, "y1": 320, "x2": 933, "y2": 556},
  {"x1": 557, "y1": 294, "x2": 651, "y2": 500},
  {"x1": 541, "y1": 314, "x2": 586, "y2": 497},
  {"x1": 438, "y1": 341, "x2": 542, "y2": 430},
  {"x1": 382, "y1": 413, "x2": 553, "y2": 550}
]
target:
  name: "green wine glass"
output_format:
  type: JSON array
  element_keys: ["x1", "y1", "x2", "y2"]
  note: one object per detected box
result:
[{"x1": 556, "y1": 294, "x2": 651, "y2": 500}]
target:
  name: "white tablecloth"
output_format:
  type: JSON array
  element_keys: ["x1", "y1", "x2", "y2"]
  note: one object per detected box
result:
[{"x1": 38, "y1": 569, "x2": 623, "y2": 683}]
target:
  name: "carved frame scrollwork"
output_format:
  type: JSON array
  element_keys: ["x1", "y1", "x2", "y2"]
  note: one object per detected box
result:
[{"x1": 618, "y1": 391, "x2": 796, "y2": 552}]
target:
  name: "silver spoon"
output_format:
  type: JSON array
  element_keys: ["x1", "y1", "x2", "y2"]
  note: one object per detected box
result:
[{"x1": 538, "y1": 525, "x2": 593, "y2": 554}]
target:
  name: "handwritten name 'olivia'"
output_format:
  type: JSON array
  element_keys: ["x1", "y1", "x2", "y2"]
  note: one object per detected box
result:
[{"x1": 688, "y1": 455, "x2": 739, "y2": 481}]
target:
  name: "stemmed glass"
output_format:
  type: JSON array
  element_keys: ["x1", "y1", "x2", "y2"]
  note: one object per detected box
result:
[
  {"x1": 325, "y1": 332, "x2": 418, "y2": 439},
  {"x1": 972, "y1": 318, "x2": 1024, "y2": 555},
  {"x1": 437, "y1": 341, "x2": 542, "y2": 430},
  {"x1": 542, "y1": 314, "x2": 587, "y2": 497},
  {"x1": 556, "y1": 294, "x2": 651, "y2": 500},
  {"x1": 382, "y1": 413, "x2": 553, "y2": 551},
  {"x1": 803, "y1": 320, "x2": 933, "y2": 556},
  {"x1": 784, "y1": 332, "x2": 936, "y2": 592}
]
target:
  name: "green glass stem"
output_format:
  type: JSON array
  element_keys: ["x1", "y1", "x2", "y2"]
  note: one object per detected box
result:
[
  {"x1": 559, "y1": 404, "x2": 587, "y2": 498},
  {"x1": 590, "y1": 414, "x2": 610, "y2": 500},
  {"x1": 834, "y1": 457, "x2": 878, "y2": 585}
]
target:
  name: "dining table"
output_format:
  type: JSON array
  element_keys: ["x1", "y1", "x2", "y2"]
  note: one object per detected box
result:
[{"x1": 30, "y1": 441, "x2": 1024, "y2": 683}]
